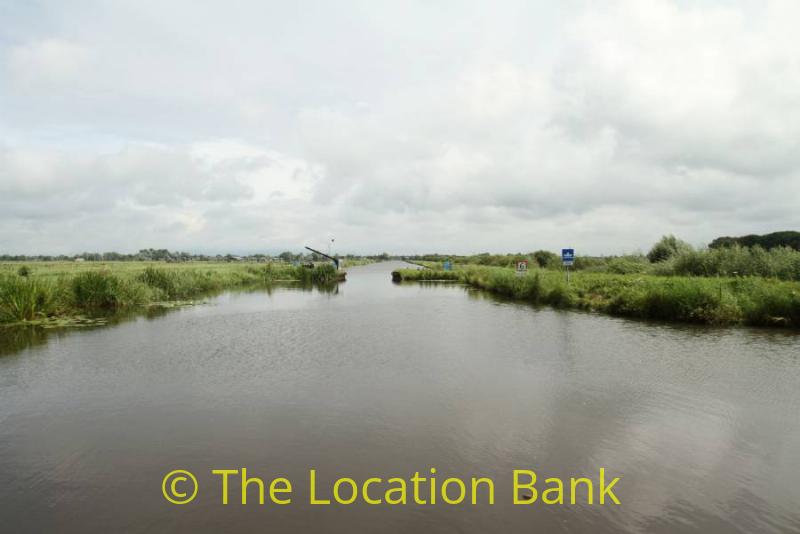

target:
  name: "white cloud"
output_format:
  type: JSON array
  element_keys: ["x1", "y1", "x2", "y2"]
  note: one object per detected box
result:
[
  {"x1": 1, "y1": 0, "x2": 799, "y2": 254},
  {"x1": 6, "y1": 39, "x2": 92, "y2": 89}
]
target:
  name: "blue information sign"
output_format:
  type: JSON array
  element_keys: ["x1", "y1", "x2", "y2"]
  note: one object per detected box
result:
[{"x1": 561, "y1": 248, "x2": 575, "y2": 266}]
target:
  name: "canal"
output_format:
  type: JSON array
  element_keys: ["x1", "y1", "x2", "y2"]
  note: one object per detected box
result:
[{"x1": 1, "y1": 261, "x2": 798, "y2": 533}]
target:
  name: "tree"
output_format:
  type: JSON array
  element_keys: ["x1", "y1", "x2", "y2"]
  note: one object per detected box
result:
[
  {"x1": 709, "y1": 231, "x2": 800, "y2": 251},
  {"x1": 532, "y1": 250, "x2": 559, "y2": 268},
  {"x1": 647, "y1": 235, "x2": 692, "y2": 263}
]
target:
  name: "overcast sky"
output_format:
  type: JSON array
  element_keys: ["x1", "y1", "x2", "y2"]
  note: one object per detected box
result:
[{"x1": 1, "y1": 0, "x2": 799, "y2": 255}]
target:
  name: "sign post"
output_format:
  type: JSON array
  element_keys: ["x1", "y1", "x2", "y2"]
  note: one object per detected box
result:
[
  {"x1": 561, "y1": 248, "x2": 575, "y2": 284},
  {"x1": 516, "y1": 260, "x2": 528, "y2": 276}
]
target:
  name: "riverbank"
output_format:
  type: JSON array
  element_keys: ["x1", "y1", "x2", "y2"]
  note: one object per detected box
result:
[
  {"x1": 0, "y1": 262, "x2": 344, "y2": 327},
  {"x1": 393, "y1": 266, "x2": 800, "y2": 328}
]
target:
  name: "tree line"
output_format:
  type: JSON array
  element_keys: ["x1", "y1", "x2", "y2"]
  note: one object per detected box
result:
[{"x1": 0, "y1": 248, "x2": 376, "y2": 263}]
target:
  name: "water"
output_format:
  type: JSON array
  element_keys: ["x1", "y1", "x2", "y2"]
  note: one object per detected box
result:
[{"x1": 1, "y1": 261, "x2": 799, "y2": 533}]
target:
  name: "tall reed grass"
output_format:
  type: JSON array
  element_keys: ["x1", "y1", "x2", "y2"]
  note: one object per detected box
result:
[
  {"x1": 394, "y1": 266, "x2": 800, "y2": 328},
  {"x1": 0, "y1": 262, "x2": 343, "y2": 325},
  {"x1": 0, "y1": 275, "x2": 53, "y2": 322}
]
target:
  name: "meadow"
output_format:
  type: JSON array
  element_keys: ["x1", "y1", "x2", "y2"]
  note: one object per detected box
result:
[
  {"x1": 393, "y1": 265, "x2": 800, "y2": 328},
  {"x1": 0, "y1": 261, "x2": 342, "y2": 326}
]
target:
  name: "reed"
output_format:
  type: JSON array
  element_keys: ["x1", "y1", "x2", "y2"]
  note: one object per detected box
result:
[
  {"x1": 0, "y1": 275, "x2": 53, "y2": 322},
  {"x1": 0, "y1": 262, "x2": 344, "y2": 325},
  {"x1": 393, "y1": 266, "x2": 800, "y2": 328}
]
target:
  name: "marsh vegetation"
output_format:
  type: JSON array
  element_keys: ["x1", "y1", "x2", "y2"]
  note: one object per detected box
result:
[
  {"x1": 394, "y1": 267, "x2": 800, "y2": 328},
  {"x1": 0, "y1": 261, "x2": 342, "y2": 326},
  {"x1": 395, "y1": 236, "x2": 800, "y2": 328}
]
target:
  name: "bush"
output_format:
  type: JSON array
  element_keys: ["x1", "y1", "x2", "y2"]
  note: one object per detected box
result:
[
  {"x1": 546, "y1": 283, "x2": 574, "y2": 308},
  {"x1": 665, "y1": 245, "x2": 800, "y2": 280},
  {"x1": 647, "y1": 235, "x2": 693, "y2": 263},
  {"x1": 738, "y1": 284, "x2": 800, "y2": 326},
  {"x1": 606, "y1": 257, "x2": 649, "y2": 275},
  {"x1": 532, "y1": 250, "x2": 559, "y2": 268}
]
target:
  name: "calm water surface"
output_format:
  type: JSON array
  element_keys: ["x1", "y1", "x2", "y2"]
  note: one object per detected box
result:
[{"x1": 1, "y1": 261, "x2": 799, "y2": 533}]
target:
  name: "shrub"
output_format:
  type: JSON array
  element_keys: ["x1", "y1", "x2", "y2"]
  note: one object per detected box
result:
[
  {"x1": 532, "y1": 250, "x2": 559, "y2": 268},
  {"x1": 738, "y1": 285, "x2": 800, "y2": 327},
  {"x1": 606, "y1": 257, "x2": 649, "y2": 275},
  {"x1": 665, "y1": 245, "x2": 800, "y2": 280},
  {"x1": 647, "y1": 235, "x2": 693, "y2": 263},
  {"x1": 546, "y1": 283, "x2": 574, "y2": 308}
]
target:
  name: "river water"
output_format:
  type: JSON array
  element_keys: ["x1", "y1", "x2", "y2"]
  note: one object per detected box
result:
[{"x1": 1, "y1": 261, "x2": 799, "y2": 533}]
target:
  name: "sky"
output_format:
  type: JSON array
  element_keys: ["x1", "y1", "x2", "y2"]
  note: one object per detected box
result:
[{"x1": 1, "y1": 0, "x2": 799, "y2": 256}]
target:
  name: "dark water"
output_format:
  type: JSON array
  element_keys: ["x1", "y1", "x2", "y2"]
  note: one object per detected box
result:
[{"x1": 1, "y1": 261, "x2": 799, "y2": 533}]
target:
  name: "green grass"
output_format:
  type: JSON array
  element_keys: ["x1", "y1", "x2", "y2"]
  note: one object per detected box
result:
[
  {"x1": 393, "y1": 265, "x2": 800, "y2": 328},
  {"x1": 391, "y1": 268, "x2": 462, "y2": 282},
  {"x1": 405, "y1": 244, "x2": 800, "y2": 281},
  {"x1": 0, "y1": 276, "x2": 53, "y2": 322},
  {"x1": 0, "y1": 261, "x2": 344, "y2": 326}
]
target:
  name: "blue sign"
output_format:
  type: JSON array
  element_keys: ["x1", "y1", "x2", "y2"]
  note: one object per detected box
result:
[
  {"x1": 443, "y1": 261, "x2": 452, "y2": 271},
  {"x1": 562, "y1": 248, "x2": 575, "y2": 266}
]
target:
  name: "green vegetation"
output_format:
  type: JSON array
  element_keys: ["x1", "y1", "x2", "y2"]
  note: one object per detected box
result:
[
  {"x1": 646, "y1": 235, "x2": 693, "y2": 263},
  {"x1": 653, "y1": 245, "x2": 800, "y2": 280},
  {"x1": 397, "y1": 233, "x2": 800, "y2": 328},
  {"x1": 710, "y1": 230, "x2": 800, "y2": 251},
  {"x1": 0, "y1": 248, "x2": 377, "y2": 264},
  {"x1": 406, "y1": 240, "x2": 800, "y2": 281},
  {"x1": 393, "y1": 266, "x2": 800, "y2": 328},
  {"x1": 391, "y1": 269, "x2": 461, "y2": 282},
  {"x1": 0, "y1": 261, "x2": 344, "y2": 326},
  {"x1": 0, "y1": 276, "x2": 53, "y2": 322}
]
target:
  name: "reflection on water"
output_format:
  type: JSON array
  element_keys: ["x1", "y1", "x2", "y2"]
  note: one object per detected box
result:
[
  {"x1": 0, "y1": 262, "x2": 799, "y2": 533},
  {"x1": 0, "y1": 326, "x2": 50, "y2": 357},
  {"x1": 0, "y1": 282, "x2": 340, "y2": 358}
]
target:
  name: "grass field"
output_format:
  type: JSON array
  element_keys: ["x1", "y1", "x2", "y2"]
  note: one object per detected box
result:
[
  {"x1": 394, "y1": 265, "x2": 800, "y2": 328},
  {"x1": 0, "y1": 261, "x2": 342, "y2": 326}
]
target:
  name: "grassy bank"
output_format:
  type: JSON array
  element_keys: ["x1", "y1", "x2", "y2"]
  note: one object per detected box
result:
[
  {"x1": 0, "y1": 262, "x2": 342, "y2": 326},
  {"x1": 393, "y1": 266, "x2": 800, "y2": 328},
  {"x1": 404, "y1": 241, "x2": 800, "y2": 281}
]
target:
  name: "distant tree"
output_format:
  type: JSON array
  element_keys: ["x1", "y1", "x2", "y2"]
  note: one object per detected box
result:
[
  {"x1": 647, "y1": 235, "x2": 693, "y2": 263},
  {"x1": 709, "y1": 231, "x2": 800, "y2": 251},
  {"x1": 532, "y1": 250, "x2": 559, "y2": 268}
]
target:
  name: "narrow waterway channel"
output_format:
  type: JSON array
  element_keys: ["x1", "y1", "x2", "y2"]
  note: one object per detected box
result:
[{"x1": 1, "y1": 261, "x2": 798, "y2": 533}]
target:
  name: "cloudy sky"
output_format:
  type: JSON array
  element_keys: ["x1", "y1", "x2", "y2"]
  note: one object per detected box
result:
[{"x1": 1, "y1": 0, "x2": 799, "y2": 255}]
